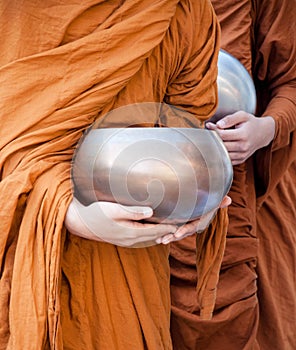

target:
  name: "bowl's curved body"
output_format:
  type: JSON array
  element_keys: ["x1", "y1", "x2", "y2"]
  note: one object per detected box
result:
[
  {"x1": 72, "y1": 127, "x2": 233, "y2": 224},
  {"x1": 211, "y1": 49, "x2": 257, "y2": 123}
]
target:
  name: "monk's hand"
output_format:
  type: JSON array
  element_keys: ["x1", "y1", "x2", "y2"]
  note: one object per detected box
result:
[
  {"x1": 156, "y1": 195, "x2": 232, "y2": 244},
  {"x1": 206, "y1": 111, "x2": 275, "y2": 165},
  {"x1": 156, "y1": 209, "x2": 217, "y2": 245},
  {"x1": 65, "y1": 197, "x2": 178, "y2": 247}
]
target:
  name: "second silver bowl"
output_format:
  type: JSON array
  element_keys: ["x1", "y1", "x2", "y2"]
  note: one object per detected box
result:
[{"x1": 210, "y1": 49, "x2": 257, "y2": 123}]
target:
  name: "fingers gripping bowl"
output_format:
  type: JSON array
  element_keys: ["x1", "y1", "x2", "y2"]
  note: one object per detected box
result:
[{"x1": 72, "y1": 127, "x2": 233, "y2": 225}]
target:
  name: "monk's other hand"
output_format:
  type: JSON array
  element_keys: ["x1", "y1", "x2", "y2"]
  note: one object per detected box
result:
[
  {"x1": 206, "y1": 111, "x2": 275, "y2": 165},
  {"x1": 156, "y1": 195, "x2": 232, "y2": 244},
  {"x1": 64, "y1": 197, "x2": 178, "y2": 247}
]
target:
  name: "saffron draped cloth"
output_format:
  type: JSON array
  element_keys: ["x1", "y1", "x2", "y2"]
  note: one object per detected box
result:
[
  {"x1": 0, "y1": 1, "x2": 224, "y2": 349},
  {"x1": 170, "y1": 0, "x2": 296, "y2": 349}
]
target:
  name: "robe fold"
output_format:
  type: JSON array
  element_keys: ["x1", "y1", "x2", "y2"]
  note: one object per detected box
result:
[
  {"x1": 253, "y1": 0, "x2": 296, "y2": 348},
  {"x1": 0, "y1": 1, "x2": 224, "y2": 349},
  {"x1": 170, "y1": 0, "x2": 296, "y2": 349}
]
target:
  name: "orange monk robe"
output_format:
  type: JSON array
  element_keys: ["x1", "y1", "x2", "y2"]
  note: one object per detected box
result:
[
  {"x1": 170, "y1": 0, "x2": 296, "y2": 349},
  {"x1": 0, "y1": 1, "x2": 223, "y2": 349}
]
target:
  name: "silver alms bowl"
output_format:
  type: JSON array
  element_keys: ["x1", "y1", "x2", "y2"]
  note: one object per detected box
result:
[
  {"x1": 210, "y1": 49, "x2": 257, "y2": 123},
  {"x1": 72, "y1": 127, "x2": 233, "y2": 224}
]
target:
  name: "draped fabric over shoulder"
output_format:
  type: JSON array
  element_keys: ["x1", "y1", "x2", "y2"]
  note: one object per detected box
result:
[
  {"x1": 170, "y1": 0, "x2": 296, "y2": 349},
  {"x1": 0, "y1": 1, "x2": 222, "y2": 349}
]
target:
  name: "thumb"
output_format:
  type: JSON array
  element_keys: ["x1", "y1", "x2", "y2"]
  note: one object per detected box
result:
[
  {"x1": 216, "y1": 112, "x2": 248, "y2": 129},
  {"x1": 116, "y1": 205, "x2": 154, "y2": 220}
]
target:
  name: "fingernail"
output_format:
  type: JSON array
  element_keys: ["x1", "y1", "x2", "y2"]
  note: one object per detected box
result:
[
  {"x1": 162, "y1": 238, "x2": 172, "y2": 245},
  {"x1": 140, "y1": 208, "x2": 153, "y2": 217}
]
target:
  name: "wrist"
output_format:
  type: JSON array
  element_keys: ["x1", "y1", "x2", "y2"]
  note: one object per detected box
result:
[
  {"x1": 65, "y1": 198, "x2": 104, "y2": 241},
  {"x1": 261, "y1": 116, "x2": 276, "y2": 147}
]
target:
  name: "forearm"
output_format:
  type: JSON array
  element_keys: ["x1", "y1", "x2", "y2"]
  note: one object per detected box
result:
[{"x1": 255, "y1": 85, "x2": 296, "y2": 200}]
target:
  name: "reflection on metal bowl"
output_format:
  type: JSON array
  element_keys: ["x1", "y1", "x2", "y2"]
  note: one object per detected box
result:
[
  {"x1": 210, "y1": 49, "x2": 257, "y2": 123},
  {"x1": 72, "y1": 127, "x2": 233, "y2": 224}
]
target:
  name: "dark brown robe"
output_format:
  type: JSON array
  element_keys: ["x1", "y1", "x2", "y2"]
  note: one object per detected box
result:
[{"x1": 253, "y1": 0, "x2": 296, "y2": 348}]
